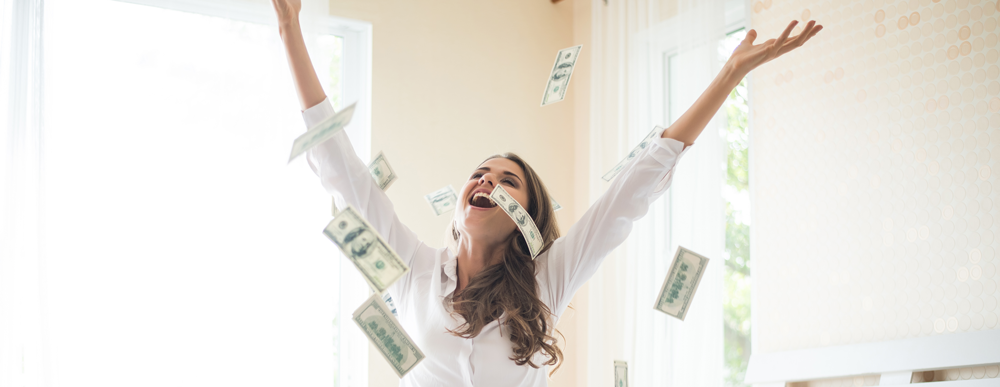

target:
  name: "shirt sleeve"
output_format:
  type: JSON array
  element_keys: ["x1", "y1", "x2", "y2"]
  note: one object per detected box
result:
[
  {"x1": 301, "y1": 98, "x2": 428, "y2": 300},
  {"x1": 541, "y1": 128, "x2": 690, "y2": 316}
]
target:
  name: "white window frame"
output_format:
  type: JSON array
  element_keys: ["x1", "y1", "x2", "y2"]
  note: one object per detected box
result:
[{"x1": 108, "y1": 2, "x2": 373, "y2": 386}]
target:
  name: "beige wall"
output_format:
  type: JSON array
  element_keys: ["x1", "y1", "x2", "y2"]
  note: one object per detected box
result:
[
  {"x1": 323, "y1": 0, "x2": 586, "y2": 385},
  {"x1": 570, "y1": 0, "x2": 592, "y2": 387},
  {"x1": 750, "y1": 0, "x2": 1000, "y2": 374}
]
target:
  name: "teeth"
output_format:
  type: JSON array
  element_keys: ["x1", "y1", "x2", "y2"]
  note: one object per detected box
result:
[{"x1": 471, "y1": 192, "x2": 495, "y2": 206}]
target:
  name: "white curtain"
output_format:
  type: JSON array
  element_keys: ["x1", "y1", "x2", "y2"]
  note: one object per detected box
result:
[
  {"x1": 586, "y1": 0, "x2": 728, "y2": 385},
  {"x1": 1, "y1": 1, "x2": 370, "y2": 386},
  {"x1": 0, "y1": 0, "x2": 47, "y2": 386}
]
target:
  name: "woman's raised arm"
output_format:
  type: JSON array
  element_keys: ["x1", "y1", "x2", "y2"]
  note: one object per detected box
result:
[
  {"x1": 662, "y1": 20, "x2": 823, "y2": 146},
  {"x1": 272, "y1": 0, "x2": 326, "y2": 111}
]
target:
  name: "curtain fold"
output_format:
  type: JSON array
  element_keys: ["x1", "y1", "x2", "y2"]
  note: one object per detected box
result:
[
  {"x1": 587, "y1": 0, "x2": 727, "y2": 385},
  {"x1": 0, "y1": 0, "x2": 48, "y2": 386}
]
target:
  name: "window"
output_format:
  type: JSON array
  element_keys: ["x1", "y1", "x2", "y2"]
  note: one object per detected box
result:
[
  {"x1": 720, "y1": 29, "x2": 751, "y2": 387},
  {"x1": 40, "y1": 1, "x2": 370, "y2": 385},
  {"x1": 661, "y1": 24, "x2": 751, "y2": 387}
]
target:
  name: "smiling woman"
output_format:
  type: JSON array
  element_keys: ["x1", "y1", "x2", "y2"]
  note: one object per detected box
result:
[
  {"x1": 272, "y1": 0, "x2": 820, "y2": 384},
  {"x1": 449, "y1": 153, "x2": 563, "y2": 372}
]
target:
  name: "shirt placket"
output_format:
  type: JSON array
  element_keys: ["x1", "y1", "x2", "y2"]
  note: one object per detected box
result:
[{"x1": 441, "y1": 258, "x2": 475, "y2": 386}]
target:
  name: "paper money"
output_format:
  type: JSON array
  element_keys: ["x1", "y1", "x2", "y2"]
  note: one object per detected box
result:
[
  {"x1": 288, "y1": 102, "x2": 357, "y2": 163},
  {"x1": 541, "y1": 45, "x2": 583, "y2": 106},
  {"x1": 614, "y1": 360, "x2": 629, "y2": 387},
  {"x1": 424, "y1": 185, "x2": 458, "y2": 216},
  {"x1": 601, "y1": 126, "x2": 664, "y2": 182},
  {"x1": 353, "y1": 292, "x2": 425, "y2": 378},
  {"x1": 323, "y1": 206, "x2": 410, "y2": 293},
  {"x1": 369, "y1": 151, "x2": 398, "y2": 191},
  {"x1": 551, "y1": 197, "x2": 562, "y2": 212},
  {"x1": 332, "y1": 151, "x2": 398, "y2": 218},
  {"x1": 490, "y1": 185, "x2": 543, "y2": 259},
  {"x1": 653, "y1": 246, "x2": 710, "y2": 321}
]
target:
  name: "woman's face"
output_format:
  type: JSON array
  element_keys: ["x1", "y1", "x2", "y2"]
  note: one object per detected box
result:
[{"x1": 456, "y1": 157, "x2": 530, "y2": 245}]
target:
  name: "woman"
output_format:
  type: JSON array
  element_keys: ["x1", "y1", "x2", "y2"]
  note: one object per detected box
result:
[{"x1": 271, "y1": 0, "x2": 820, "y2": 385}]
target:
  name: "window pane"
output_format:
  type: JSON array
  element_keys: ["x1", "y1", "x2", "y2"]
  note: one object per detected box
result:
[
  {"x1": 42, "y1": 1, "x2": 343, "y2": 385},
  {"x1": 720, "y1": 29, "x2": 751, "y2": 387}
]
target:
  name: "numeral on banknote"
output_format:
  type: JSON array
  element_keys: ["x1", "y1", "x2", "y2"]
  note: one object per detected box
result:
[
  {"x1": 353, "y1": 292, "x2": 425, "y2": 377},
  {"x1": 490, "y1": 185, "x2": 544, "y2": 259},
  {"x1": 653, "y1": 246, "x2": 709, "y2": 321}
]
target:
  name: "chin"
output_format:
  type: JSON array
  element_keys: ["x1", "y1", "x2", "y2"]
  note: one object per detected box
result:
[{"x1": 456, "y1": 209, "x2": 501, "y2": 238}]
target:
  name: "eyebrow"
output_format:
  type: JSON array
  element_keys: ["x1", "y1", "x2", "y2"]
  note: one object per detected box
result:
[{"x1": 476, "y1": 167, "x2": 523, "y2": 184}]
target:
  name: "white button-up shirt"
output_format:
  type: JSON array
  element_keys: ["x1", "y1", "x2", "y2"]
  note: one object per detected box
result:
[{"x1": 302, "y1": 98, "x2": 688, "y2": 386}]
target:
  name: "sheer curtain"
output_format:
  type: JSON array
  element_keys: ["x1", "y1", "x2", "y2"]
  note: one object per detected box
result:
[
  {"x1": 0, "y1": 0, "x2": 46, "y2": 386},
  {"x1": 586, "y1": 0, "x2": 728, "y2": 385},
  {"x1": 1, "y1": 0, "x2": 371, "y2": 386}
]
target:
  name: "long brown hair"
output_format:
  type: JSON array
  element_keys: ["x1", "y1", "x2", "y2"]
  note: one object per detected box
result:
[{"x1": 448, "y1": 152, "x2": 563, "y2": 373}]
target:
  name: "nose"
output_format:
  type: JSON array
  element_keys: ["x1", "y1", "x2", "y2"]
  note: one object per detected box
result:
[{"x1": 478, "y1": 173, "x2": 496, "y2": 187}]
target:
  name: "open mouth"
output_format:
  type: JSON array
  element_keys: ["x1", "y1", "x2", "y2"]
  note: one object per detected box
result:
[{"x1": 469, "y1": 192, "x2": 497, "y2": 209}]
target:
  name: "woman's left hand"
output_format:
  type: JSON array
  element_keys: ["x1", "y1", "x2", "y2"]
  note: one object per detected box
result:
[{"x1": 728, "y1": 20, "x2": 823, "y2": 76}]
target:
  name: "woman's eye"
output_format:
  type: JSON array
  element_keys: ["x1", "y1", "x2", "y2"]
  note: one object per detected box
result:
[
  {"x1": 470, "y1": 173, "x2": 483, "y2": 179},
  {"x1": 502, "y1": 178, "x2": 515, "y2": 186}
]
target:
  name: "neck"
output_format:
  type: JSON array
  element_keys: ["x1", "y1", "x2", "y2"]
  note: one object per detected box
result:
[{"x1": 454, "y1": 235, "x2": 503, "y2": 294}]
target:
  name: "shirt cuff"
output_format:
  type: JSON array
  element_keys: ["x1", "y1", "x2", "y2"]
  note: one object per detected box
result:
[
  {"x1": 301, "y1": 97, "x2": 336, "y2": 130},
  {"x1": 649, "y1": 135, "x2": 689, "y2": 165},
  {"x1": 648, "y1": 133, "x2": 691, "y2": 193}
]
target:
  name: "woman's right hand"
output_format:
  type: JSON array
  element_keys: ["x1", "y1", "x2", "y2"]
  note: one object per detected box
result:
[{"x1": 270, "y1": 0, "x2": 302, "y2": 26}]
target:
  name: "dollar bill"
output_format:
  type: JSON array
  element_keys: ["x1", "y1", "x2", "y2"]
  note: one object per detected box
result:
[
  {"x1": 369, "y1": 151, "x2": 398, "y2": 191},
  {"x1": 541, "y1": 45, "x2": 583, "y2": 106},
  {"x1": 353, "y1": 292, "x2": 425, "y2": 378},
  {"x1": 601, "y1": 126, "x2": 664, "y2": 182},
  {"x1": 323, "y1": 206, "x2": 410, "y2": 293},
  {"x1": 614, "y1": 360, "x2": 628, "y2": 387},
  {"x1": 653, "y1": 246, "x2": 710, "y2": 321},
  {"x1": 551, "y1": 197, "x2": 562, "y2": 212},
  {"x1": 424, "y1": 185, "x2": 458, "y2": 216},
  {"x1": 332, "y1": 151, "x2": 398, "y2": 219},
  {"x1": 288, "y1": 102, "x2": 357, "y2": 163},
  {"x1": 490, "y1": 185, "x2": 543, "y2": 259}
]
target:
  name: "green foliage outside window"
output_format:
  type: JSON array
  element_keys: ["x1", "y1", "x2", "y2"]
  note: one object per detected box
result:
[{"x1": 328, "y1": 37, "x2": 343, "y2": 110}]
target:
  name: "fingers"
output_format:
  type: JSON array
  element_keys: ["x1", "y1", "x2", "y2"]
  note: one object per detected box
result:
[
  {"x1": 771, "y1": 20, "x2": 798, "y2": 53},
  {"x1": 809, "y1": 25, "x2": 824, "y2": 39},
  {"x1": 794, "y1": 20, "x2": 817, "y2": 47},
  {"x1": 778, "y1": 21, "x2": 815, "y2": 55},
  {"x1": 791, "y1": 22, "x2": 822, "y2": 48},
  {"x1": 776, "y1": 21, "x2": 823, "y2": 57},
  {"x1": 744, "y1": 29, "x2": 758, "y2": 45}
]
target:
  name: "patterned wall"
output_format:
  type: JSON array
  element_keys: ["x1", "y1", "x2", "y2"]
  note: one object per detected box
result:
[{"x1": 749, "y1": 0, "x2": 1000, "y2": 357}]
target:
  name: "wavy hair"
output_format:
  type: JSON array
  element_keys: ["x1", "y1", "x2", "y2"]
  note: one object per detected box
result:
[{"x1": 447, "y1": 152, "x2": 563, "y2": 374}]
